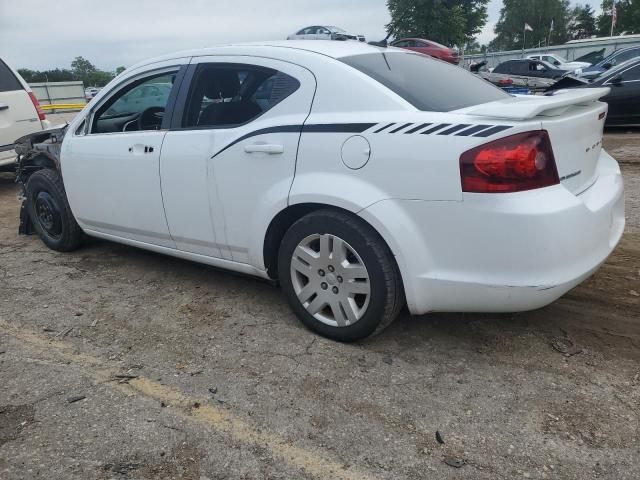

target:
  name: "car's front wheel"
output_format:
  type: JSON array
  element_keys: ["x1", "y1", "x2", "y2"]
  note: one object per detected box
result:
[
  {"x1": 25, "y1": 169, "x2": 83, "y2": 252},
  {"x1": 278, "y1": 210, "x2": 403, "y2": 341}
]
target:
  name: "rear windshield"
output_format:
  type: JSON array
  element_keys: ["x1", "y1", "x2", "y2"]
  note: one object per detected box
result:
[
  {"x1": 340, "y1": 52, "x2": 507, "y2": 111},
  {"x1": 0, "y1": 59, "x2": 23, "y2": 93}
]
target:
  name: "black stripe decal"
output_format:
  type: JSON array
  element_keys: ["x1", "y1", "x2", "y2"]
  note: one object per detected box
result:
[
  {"x1": 405, "y1": 123, "x2": 431, "y2": 134},
  {"x1": 438, "y1": 124, "x2": 471, "y2": 135},
  {"x1": 211, "y1": 123, "x2": 376, "y2": 158},
  {"x1": 211, "y1": 125, "x2": 302, "y2": 158},
  {"x1": 302, "y1": 123, "x2": 376, "y2": 133},
  {"x1": 455, "y1": 124, "x2": 492, "y2": 136},
  {"x1": 421, "y1": 123, "x2": 451, "y2": 135},
  {"x1": 388, "y1": 123, "x2": 413, "y2": 133},
  {"x1": 374, "y1": 122, "x2": 395, "y2": 133},
  {"x1": 473, "y1": 125, "x2": 513, "y2": 137}
]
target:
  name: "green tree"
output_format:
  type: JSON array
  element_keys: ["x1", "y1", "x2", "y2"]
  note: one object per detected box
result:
[
  {"x1": 386, "y1": 0, "x2": 490, "y2": 47},
  {"x1": 491, "y1": 0, "x2": 571, "y2": 51},
  {"x1": 568, "y1": 4, "x2": 597, "y2": 39},
  {"x1": 17, "y1": 68, "x2": 76, "y2": 83},
  {"x1": 115, "y1": 66, "x2": 126, "y2": 76},
  {"x1": 597, "y1": 0, "x2": 640, "y2": 36},
  {"x1": 71, "y1": 56, "x2": 96, "y2": 79}
]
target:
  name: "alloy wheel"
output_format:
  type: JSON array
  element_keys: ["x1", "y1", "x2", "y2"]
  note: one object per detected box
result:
[{"x1": 290, "y1": 233, "x2": 371, "y2": 327}]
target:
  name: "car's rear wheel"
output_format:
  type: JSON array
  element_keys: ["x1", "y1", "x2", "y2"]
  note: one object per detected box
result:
[
  {"x1": 25, "y1": 169, "x2": 83, "y2": 252},
  {"x1": 278, "y1": 210, "x2": 403, "y2": 341}
]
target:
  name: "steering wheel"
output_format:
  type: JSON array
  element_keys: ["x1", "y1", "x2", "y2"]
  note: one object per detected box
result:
[{"x1": 138, "y1": 106, "x2": 165, "y2": 131}]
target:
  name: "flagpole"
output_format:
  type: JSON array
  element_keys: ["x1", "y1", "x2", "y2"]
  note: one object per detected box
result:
[
  {"x1": 611, "y1": 1, "x2": 615, "y2": 37},
  {"x1": 522, "y1": 26, "x2": 526, "y2": 57}
]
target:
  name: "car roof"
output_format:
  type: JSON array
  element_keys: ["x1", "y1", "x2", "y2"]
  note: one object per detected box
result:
[{"x1": 128, "y1": 41, "x2": 388, "y2": 71}]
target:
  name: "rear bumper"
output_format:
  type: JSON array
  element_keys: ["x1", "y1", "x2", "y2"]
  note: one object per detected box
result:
[{"x1": 360, "y1": 150, "x2": 625, "y2": 315}]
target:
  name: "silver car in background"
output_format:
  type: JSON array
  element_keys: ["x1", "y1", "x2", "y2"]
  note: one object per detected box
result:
[{"x1": 287, "y1": 25, "x2": 365, "y2": 42}]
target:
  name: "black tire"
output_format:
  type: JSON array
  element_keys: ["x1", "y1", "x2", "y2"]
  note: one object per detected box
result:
[
  {"x1": 25, "y1": 169, "x2": 83, "y2": 252},
  {"x1": 278, "y1": 209, "x2": 404, "y2": 342}
]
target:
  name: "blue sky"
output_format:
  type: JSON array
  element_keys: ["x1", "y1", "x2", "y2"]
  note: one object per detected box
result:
[{"x1": 0, "y1": 0, "x2": 596, "y2": 70}]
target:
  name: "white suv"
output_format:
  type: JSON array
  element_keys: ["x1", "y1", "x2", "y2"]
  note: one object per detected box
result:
[{"x1": 0, "y1": 58, "x2": 50, "y2": 170}]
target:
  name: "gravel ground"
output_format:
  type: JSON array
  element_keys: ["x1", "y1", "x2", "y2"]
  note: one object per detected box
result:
[{"x1": 0, "y1": 114, "x2": 638, "y2": 480}]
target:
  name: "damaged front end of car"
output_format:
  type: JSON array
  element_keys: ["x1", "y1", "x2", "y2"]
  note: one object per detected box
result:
[{"x1": 14, "y1": 125, "x2": 68, "y2": 235}]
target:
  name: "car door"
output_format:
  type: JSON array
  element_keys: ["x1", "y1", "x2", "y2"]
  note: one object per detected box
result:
[
  {"x1": 160, "y1": 57, "x2": 315, "y2": 265},
  {"x1": 61, "y1": 61, "x2": 188, "y2": 247},
  {"x1": 317, "y1": 27, "x2": 332, "y2": 40},
  {"x1": 603, "y1": 64, "x2": 640, "y2": 125}
]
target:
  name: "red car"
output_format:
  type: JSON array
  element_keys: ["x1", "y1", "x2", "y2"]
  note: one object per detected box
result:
[{"x1": 390, "y1": 38, "x2": 459, "y2": 65}]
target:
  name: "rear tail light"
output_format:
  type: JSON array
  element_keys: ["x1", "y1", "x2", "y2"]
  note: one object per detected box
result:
[
  {"x1": 28, "y1": 91, "x2": 46, "y2": 121},
  {"x1": 460, "y1": 130, "x2": 559, "y2": 193}
]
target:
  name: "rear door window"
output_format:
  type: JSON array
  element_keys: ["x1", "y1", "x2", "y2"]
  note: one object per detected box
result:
[
  {"x1": 0, "y1": 59, "x2": 22, "y2": 92},
  {"x1": 182, "y1": 64, "x2": 300, "y2": 128},
  {"x1": 340, "y1": 52, "x2": 507, "y2": 111}
]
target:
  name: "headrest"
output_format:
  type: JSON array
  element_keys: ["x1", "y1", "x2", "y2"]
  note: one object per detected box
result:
[{"x1": 202, "y1": 70, "x2": 240, "y2": 99}]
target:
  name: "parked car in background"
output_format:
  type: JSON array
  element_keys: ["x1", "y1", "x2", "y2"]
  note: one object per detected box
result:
[
  {"x1": 0, "y1": 57, "x2": 50, "y2": 171},
  {"x1": 547, "y1": 57, "x2": 640, "y2": 127},
  {"x1": 14, "y1": 41, "x2": 624, "y2": 341},
  {"x1": 526, "y1": 53, "x2": 590, "y2": 72},
  {"x1": 103, "y1": 81, "x2": 171, "y2": 118},
  {"x1": 577, "y1": 46, "x2": 640, "y2": 80},
  {"x1": 287, "y1": 26, "x2": 365, "y2": 42},
  {"x1": 85, "y1": 87, "x2": 100, "y2": 101},
  {"x1": 390, "y1": 38, "x2": 459, "y2": 64},
  {"x1": 493, "y1": 59, "x2": 568, "y2": 79}
]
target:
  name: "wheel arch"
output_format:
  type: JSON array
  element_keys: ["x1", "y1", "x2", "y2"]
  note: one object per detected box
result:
[
  {"x1": 262, "y1": 202, "x2": 404, "y2": 288},
  {"x1": 16, "y1": 154, "x2": 61, "y2": 235}
]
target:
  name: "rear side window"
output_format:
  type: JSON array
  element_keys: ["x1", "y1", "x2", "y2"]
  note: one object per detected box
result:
[
  {"x1": 183, "y1": 64, "x2": 300, "y2": 128},
  {"x1": 340, "y1": 52, "x2": 507, "y2": 112},
  {"x1": 0, "y1": 59, "x2": 23, "y2": 93}
]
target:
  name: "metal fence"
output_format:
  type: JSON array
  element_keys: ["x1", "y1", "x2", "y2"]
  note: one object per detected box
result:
[
  {"x1": 463, "y1": 34, "x2": 640, "y2": 69},
  {"x1": 30, "y1": 81, "x2": 86, "y2": 113}
]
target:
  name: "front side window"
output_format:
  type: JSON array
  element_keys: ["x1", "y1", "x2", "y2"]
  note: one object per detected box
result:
[
  {"x1": 340, "y1": 52, "x2": 508, "y2": 112},
  {"x1": 92, "y1": 72, "x2": 177, "y2": 134},
  {"x1": 619, "y1": 64, "x2": 640, "y2": 82},
  {"x1": 183, "y1": 64, "x2": 300, "y2": 128}
]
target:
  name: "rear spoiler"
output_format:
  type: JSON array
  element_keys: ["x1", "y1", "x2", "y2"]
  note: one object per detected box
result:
[{"x1": 458, "y1": 87, "x2": 610, "y2": 121}]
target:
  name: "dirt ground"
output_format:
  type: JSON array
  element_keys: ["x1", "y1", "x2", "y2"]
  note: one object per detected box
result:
[{"x1": 0, "y1": 114, "x2": 638, "y2": 480}]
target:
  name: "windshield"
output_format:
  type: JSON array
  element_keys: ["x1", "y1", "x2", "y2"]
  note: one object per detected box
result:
[
  {"x1": 554, "y1": 55, "x2": 568, "y2": 63},
  {"x1": 327, "y1": 26, "x2": 346, "y2": 33},
  {"x1": 340, "y1": 52, "x2": 508, "y2": 112}
]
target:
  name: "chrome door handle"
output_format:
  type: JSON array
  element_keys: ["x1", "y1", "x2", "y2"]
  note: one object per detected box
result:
[{"x1": 244, "y1": 143, "x2": 284, "y2": 154}]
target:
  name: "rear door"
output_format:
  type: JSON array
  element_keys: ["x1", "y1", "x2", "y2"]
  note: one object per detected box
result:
[
  {"x1": 0, "y1": 59, "x2": 41, "y2": 158},
  {"x1": 160, "y1": 56, "x2": 315, "y2": 264}
]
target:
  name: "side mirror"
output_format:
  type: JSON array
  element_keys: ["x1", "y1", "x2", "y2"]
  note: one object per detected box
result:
[
  {"x1": 610, "y1": 75, "x2": 623, "y2": 85},
  {"x1": 554, "y1": 61, "x2": 561, "y2": 66},
  {"x1": 603, "y1": 62, "x2": 612, "y2": 70}
]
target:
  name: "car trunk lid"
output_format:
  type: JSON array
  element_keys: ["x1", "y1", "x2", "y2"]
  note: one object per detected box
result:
[{"x1": 456, "y1": 88, "x2": 609, "y2": 194}]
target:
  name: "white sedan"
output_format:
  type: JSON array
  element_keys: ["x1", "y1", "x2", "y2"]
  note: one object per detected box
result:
[
  {"x1": 15, "y1": 41, "x2": 624, "y2": 341},
  {"x1": 526, "y1": 53, "x2": 591, "y2": 72}
]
